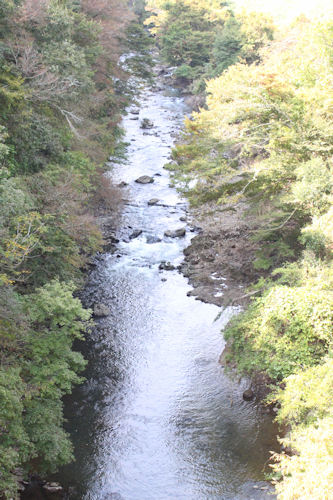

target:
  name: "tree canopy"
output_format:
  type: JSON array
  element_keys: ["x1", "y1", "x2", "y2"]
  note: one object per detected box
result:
[
  {"x1": 160, "y1": 2, "x2": 333, "y2": 496},
  {"x1": 0, "y1": 0, "x2": 136, "y2": 497}
]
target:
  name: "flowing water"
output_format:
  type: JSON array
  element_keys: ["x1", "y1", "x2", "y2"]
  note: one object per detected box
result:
[{"x1": 58, "y1": 80, "x2": 278, "y2": 500}]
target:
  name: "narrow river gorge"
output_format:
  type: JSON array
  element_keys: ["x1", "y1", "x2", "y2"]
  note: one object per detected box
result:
[{"x1": 57, "y1": 74, "x2": 278, "y2": 500}]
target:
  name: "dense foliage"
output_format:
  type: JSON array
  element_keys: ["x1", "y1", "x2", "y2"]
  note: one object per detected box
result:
[
  {"x1": 1, "y1": 0, "x2": 332, "y2": 497},
  {"x1": 145, "y1": 0, "x2": 274, "y2": 90},
  {"x1": 154, "y1": 1, "x2": 333, "y2": 497},
  {"x1": 0, "y1": 0, "x2": 137, "y2": 497}
]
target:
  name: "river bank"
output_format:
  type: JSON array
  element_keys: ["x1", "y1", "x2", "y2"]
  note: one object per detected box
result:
[{"x1": 152, "y1": 68, "x2": 274, "y2": 404}]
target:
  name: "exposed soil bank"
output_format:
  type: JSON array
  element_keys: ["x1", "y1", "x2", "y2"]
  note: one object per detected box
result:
[{"x1": 180, "y1": 201, "x2": 260, "y2": 307}]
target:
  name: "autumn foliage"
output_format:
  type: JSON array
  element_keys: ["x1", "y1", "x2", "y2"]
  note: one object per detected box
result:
[{"x1": 156, "y1": 1, "x2": 333, "y2": 497}]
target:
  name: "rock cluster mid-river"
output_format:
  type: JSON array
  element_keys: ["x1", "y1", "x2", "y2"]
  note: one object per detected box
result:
[{"x1": 58, "y1": 79, "x2": 278, "y2": 500}]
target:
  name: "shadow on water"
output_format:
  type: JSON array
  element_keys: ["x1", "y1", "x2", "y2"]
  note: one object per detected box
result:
[{"x1": 56, "y1": 81, "x2": 279, "y2": 500}]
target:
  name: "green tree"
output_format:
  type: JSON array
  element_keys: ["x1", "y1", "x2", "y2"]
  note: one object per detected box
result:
[
  {"x1": 211, "y1": 16, "x2": 243, "y2": 75},
  {"x1": 159, "y1": 1, "x2": 216, "y2": 82},
  {"x1": 0, "y1": 281, "x2": 89, "y2": 498}
]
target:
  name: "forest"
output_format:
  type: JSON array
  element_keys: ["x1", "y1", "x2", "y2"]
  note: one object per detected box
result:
[
  {"x1": 0, "y1": 0, "x2": 332, "y2": 498},
  {"x1": 0, "y1": 0, "x2": 143, "y2": 497},
  {"x1": 146, "y1": 0, "x2": 333, "y2": 498}
]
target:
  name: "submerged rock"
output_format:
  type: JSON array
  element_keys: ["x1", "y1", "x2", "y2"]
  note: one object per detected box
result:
[
  {"x1": 118, "y1": 181, "x2": 128, "y2": 188},
  {"x1": 93, "y1": 303, "x2": 110, "y2": 317},
  {"x1": 135, "y1": 175, "x2": 154, "y2": 184},
  {"x1": 243, "y1": 389, "x2": 255, "y2": 401},
  {"x1": 42, "y1": 482, "x2": 63, "y2": 495},
  {"x1": 129, "y1": 229, "x2": 143, "y2": 239},
  {"x1": 108, "y1": 493, "x2": 125, "y2": 500},
  {"x1": 148, "y1": 198, "x2": 159, "y2": 206},
  {"x1": 146, "y1": 235, "x2": 162, "y2": 244},
  {"x1": 164, "y1": 228, "x2": 186, "y2": 238}
]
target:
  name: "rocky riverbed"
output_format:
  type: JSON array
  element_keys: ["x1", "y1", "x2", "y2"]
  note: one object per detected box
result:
[{"x1": 180, "y1": 201, "x2": 260, "y2": 308}]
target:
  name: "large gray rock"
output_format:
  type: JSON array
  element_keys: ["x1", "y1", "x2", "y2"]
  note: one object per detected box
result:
[
  {"x1": 140, "y1": 118, "x2": 154, "y2": 129},
  {"x1": 93, "y1": 303, "x2": 110, "y2": 317},
  {"x1": 135, "y1": 175, "x2": 154, "y2": 184},
  {"x1": 164, "y1": 228, "x2": 186, "y2": 238}
]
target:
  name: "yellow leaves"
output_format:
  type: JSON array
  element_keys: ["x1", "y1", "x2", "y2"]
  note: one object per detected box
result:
[
  {"x1": 302, "y1": 206, "x2": 333, "y2": 257},
  {"x1": 0, "y1": 71, "x2": 25, "y2": 110},
  {"x1": 257, "y1": 71, "x2": 292, "y2": 98},
  {"x1": 184, "y1": 115, "x2": 200, "y2": 134},
  {"x1": 0, "y1": 274, "x2": 14, "y2": 286},
  {"x1": 0, "y1": 212, "x2": 50, "y2": 278},
  {"x1": 186, "y1": 16, "x2": 333, "y2": 161},
  {"x1": 273, "y1": 416, "x2": 333, "y2": 499},
  {"x1": 145, "y1": 0, "x2": 230, "y2": 35}
]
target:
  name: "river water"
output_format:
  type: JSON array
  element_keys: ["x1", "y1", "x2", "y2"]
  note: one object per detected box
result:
[{"x1": 58, "y1": 80, "x2": 278, "y2": 500}]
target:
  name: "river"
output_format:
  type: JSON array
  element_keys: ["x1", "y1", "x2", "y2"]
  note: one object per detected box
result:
[{"x1": 57, "y1": 77, "x2": 278, "y2": 500}]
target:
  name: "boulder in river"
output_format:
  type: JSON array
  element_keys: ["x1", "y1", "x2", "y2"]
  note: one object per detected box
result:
[
  {"x1": 42, "y1": 482, "x2": 63, "y2": 496},
  {"x1": 164, "y1": 228, "x2": 186, "y2": 238},
  {"x1": 129, "y1": 229, "x2": 143, "y2": 240},
  {"x1": 140, "y1": 118, "x2": 154, "y2": 129},
  {"x1": 146, "y1": 235, "x2": 162, "y2": 244},
  {"x1": 135, "y1": 175, "x2": 154, "y2": 184},
  {"x1": 148, "y1": 198, "x2": 159, "y2": 206},
  {"x1": 243, "y1": 389, "x2": 255, "y2": 401},
  {"x1": 93, "y1": 303, "x2": 110, "y2": 317},
  {"x1": 159, "y1": 261, "x2": 176, "y2": 271}
]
